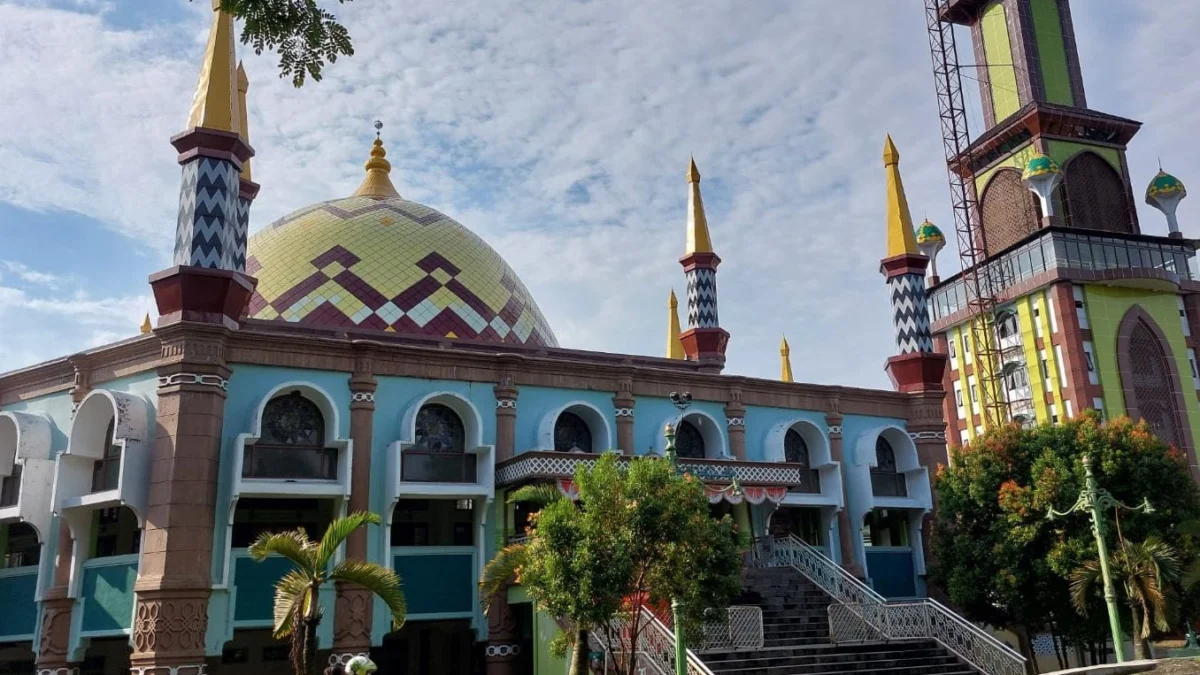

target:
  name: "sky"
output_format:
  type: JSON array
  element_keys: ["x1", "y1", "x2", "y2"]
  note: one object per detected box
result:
[{"x1": 0, "y1": 0, "x2": 1197, "y2": 389}]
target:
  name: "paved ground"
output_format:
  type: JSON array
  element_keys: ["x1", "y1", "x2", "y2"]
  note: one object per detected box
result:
[{"x1": 1151, "y1": 659, "x2": 1200, "y2": 675}]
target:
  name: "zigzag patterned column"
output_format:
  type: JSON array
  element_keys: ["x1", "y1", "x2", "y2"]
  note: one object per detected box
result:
[
  {"x1": 888, "y1": 271, "x2": 934, "y2": 354},
  {"x1": 174, "y1": 156, "x2": 240, "y2": 268},
  {"x1": 880, "y1": 254, "x2": 946, "y2": 393},
  {"x1": 686, "y1": 266, "x2": 719, "y2": 328}
]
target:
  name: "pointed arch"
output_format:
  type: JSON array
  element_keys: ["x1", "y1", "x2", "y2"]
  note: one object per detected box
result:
[
  {"x1": 1116, "y1": 306, "x2": 1192, "y2": 452},
  {"x1": 980, "y1": 168, "x2": 1041, "y2": 255},
  {"x1": 1062, "y1": 151, "x2": 1135, "y2": 234}
]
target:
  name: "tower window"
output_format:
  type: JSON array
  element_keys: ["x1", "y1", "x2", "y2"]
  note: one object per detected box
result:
[
  {"x1": 553, "y1": 411, "x2": 593, "y2": 453},
  {"x1": 243, "y1": 392, "x2": 337, "y2": 480},
  {"x1": 784, "y1": 428, "x2": 810, "y2": 467},
  {"x1": 1062, "y1": 152, "x2": 1134, "y2": 234},
  {"x1": 674, "y1": 420, "x2": 705, "y2": 459}
]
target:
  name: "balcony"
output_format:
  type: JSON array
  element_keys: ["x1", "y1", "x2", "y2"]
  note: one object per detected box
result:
[
  {"x1": 791, "y1": 468, "x2": 821, "y2": 495},
  {"x1": 0, "y1": 466, "x2": 20, "y2": 508},
  {"x1": 91, "y1": 450, "x2": 121, "y2": 493},
  {"x1": 241, "y1": 446, "x2": 338, "y2": 481},
  {"x1": 870, "y1": 472, "x2": 908, "y2": 498},
  {"x1": 401, "y1": 450, "x2": 478, "y2": 483}
]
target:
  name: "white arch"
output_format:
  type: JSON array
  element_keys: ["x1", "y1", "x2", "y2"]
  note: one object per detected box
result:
[
  {"x1": 66, "y1": 389, "x2": 150, "y2": 462},
  {"x1": 250, "y1": 381, "x2": 343, "y2": 445},
  {"x1": 856, "y1": 425, "x2": 921, "y2": 474},
  {"x1": 656, "y1": 410, "x2": 728, "y2": 459},
  {"x1": 400, "y1": 391, "x2": 485, "y2": 450},
  {"x1": 0, "y1": 411, "x2": 56, "y2": 543},
  {"x1": 763, "y1": 419, "x2": 832, "y2": 466},
  {"x1": 537, "y1": 401, "x2": 613, "y2": 453}
]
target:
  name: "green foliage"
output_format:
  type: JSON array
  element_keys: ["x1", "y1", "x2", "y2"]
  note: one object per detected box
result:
[
  {"x1": 1070, "y1": 536, "x2": 1179, "y2": 650},
  {"x1": 206, "y1": 0, "x2": 355, "y2": 87},
  {"x1": 480, "y1": 454, "x2": 743, "y2": 675},
  {"x1": 249, "y1": 511, "x2": 405, "y2": 675},
  {"x1": 932, "y1": 413, "x2": 1200, "y2": 651}
]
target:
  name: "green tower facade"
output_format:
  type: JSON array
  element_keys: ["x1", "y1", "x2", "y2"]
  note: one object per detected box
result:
[{"x1": 928, "y1": 0, "x2": 1198, "y2": 481}]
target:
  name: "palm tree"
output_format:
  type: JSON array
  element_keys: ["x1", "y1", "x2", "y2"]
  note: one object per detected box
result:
[
  {"x1": 478, "y1": 485, "x2": 593, "y2": 675},
  {"x1": 1070, "y1": 536, "x2": 1180, "y2": 660},
  {"x1": 249, "y1": 511, "x2": 406, "y2": 675}
]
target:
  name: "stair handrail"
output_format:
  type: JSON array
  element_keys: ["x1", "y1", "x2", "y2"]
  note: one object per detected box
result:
[
  {"x1": 758, "y1": 535, "x2": 1025, "y2": 675},
  {"x1": 695, "y1": 605, "x2": 764, "y2": 652},
  {"x1": 591, "y1": 607, "x2": 717, "y2": 675}
]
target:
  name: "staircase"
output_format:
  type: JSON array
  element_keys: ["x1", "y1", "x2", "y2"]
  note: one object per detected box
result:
[{"x1": 698, "y1": 567, "x2": 985, "y2": 675}]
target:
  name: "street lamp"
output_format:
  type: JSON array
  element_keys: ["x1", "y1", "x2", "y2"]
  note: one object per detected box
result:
[{"x1": 1047, "y1": 455, "x2": 1153, "y2": 663}]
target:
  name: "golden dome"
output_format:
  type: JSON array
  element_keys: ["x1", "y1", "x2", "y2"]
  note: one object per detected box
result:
[{"x1": 245, "y1": 138, "x2": 557, "y2": 347}]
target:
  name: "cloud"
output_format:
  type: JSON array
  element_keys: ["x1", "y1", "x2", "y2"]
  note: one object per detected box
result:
[{"x1": 0, "y1": 0, "x2": 1197, "y2": 388}]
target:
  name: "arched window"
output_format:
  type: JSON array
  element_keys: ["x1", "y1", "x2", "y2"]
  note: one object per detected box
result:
[
  {"x1": 870, "y1": 437, "x2": 907, "y2": 497},
  {"x1": 1122, "y1": 315, "x2": 1184, "y2": 447},
  {"x1": 980, "y1": 169, "x2": 1041, "y2": 255},
  {"x1": 675, "y1": 420, "x2": 705, "y2": 459},
  {"x1": 91, "y1": 418, "x2": 122, "y2": 492},
  {"x1": 554, "y1": 412, "x2": 593, "y2": 453},
  {"x1": 244, "y1": 392, "x2": 337, "y2": 480},
  {"x1": 414, "y1": 404, "x2": 466, "y2": 453},
  {"x1": 1, "y1": 522, "x2": 39, "y2": 567},
  {"x1": 1063, "y1": 152, "x2": 1134, "y2": 234},
  {"x1": 784, "y1": 429, "x2": 810, "y2": 466}
]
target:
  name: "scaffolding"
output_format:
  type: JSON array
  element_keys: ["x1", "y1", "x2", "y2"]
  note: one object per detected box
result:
[{"x1": 924, "y1": 1, "x2": 1013, "y2": 429}]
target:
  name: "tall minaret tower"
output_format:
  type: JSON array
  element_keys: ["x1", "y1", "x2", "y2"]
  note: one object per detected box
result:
[
  {"x1": 149, "y1": 0, "x2": 256, "y2": 327},
  {"x1": 880, "y1": 136, "x2": 946, "y2": 393},
  {"x1": 678, "y1": 158, "x2": 730, "y2": 370},
  {"x1": 232, "y1": 61, "x2": 259, "y2": 274}
]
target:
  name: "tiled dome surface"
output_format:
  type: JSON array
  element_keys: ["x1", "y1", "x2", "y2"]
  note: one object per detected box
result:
[{"x1": 245, "y1": 195, "x2": 558, "y2": 347}]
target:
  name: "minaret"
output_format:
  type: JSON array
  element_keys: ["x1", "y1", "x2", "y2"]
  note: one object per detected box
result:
[
  {"x1": 780, "y1": 336, "x2": 794, "y2": 383},
  {"x1": 1146, "y1": 169, "x2": 1188, "y2": 238},
  {"x1": 149, "y1": 0, "x2": 256, "y2": 327},
  {"x1": 880, "y1": 136, "x2": 946, "y2": 393},
  {"x1": 232, "y1": 62, "x2": 259, "y2": 273},
  {"x1": 678, "y1": 158, "x2": 730, "y2": 370},
  {"x1": 666, "y1": 289, "x2": 685, "y2": 359}
]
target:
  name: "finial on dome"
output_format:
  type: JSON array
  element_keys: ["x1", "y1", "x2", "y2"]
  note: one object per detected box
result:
[
  {"x1": 684, "y1": 157, "x2": 714, "y2": 255},
  {"x1": 353, "y1": 121, "x2": 401, "y2": 200},
  {"x1": 780, "y1": 335, "x2": 793, "y2": 383},
  {"x1": 666, "y1": 289, "x2": 685, "y2": 359},
  {"x1": 140, "y1": 313, "x2": 153, "y2": 334}
]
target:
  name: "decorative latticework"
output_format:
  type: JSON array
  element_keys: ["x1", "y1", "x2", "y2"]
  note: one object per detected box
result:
[
  {"x1": 414, "y1": 404, "x2": 465, "y2": 453},
  {"x1": 755, "y1": 535, "x2": 1025, "y2": 675},
  {"x1": 784, "y1": 429, "x2": 810, "y2": 466},
  {"x1": 1063, "y1": 152, "x2": 1134, "y2": 234},
  {"x1": 980, "y1": 169, "x2": 1040, "y2": 256},
  {"x1": 1127, "y1": 321, "x2": 1182, "y2": 447},
  {"x1": 591, "y1": 607, "x2": 718, "y2": 675},
  {"x1": 260, "y1": 392, "x2": 324, "y2": 446},
  {"x1": 495, "y1": 452, "x2": 813, "y2": 488},
  {"x1": 676, "y1": 420, "x2": 706, "y2": 459},
  {"x1": 553, "y1": 412, "x2": 593, "y2": 453},
  {"x1": 695, "y1": 606, "x2": 764, "y2": 652}
]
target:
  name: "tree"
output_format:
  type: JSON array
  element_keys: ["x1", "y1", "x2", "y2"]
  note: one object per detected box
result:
[
  {"x1": 1070, "y1": 536, "x2": 1180, "y2": 660},
  {"x1": 249, "y1": 511, "x2": 406, "y2": 675},
  {"x1": 931, "y1": 414, "x2": 1200, "y2": 670},
  {"x1": 479, "y1": 454, "x2": 743, "y2": 675},
  {"x1": 199, "y1": 1, "x2": 355, "y2": 87}
]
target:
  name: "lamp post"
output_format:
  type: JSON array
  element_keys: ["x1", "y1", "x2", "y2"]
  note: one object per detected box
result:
[{"x1": 1047, "y1": 456, "x2": 1153, "y2": 663}]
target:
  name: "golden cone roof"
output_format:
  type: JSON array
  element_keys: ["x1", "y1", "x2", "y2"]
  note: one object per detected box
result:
[
  {"x1": 666, "y1": 289, "x2": 684, "y2": 359},
  {"x1": 685, "y1": 157, "x2": 715, "y2": 255},
  {"x1": 780, "y1": 335, "x2": 793, "y2": 382},
  {"x1": 236, "y1": 62, "x2": 251, "y2": 180},
  {"x1": 186, "y1": 0, "x2": 240, "y2": 134},
  {"x1": 883, "y1": 135, "x2": 919, "y2": 258},
  {"x1": 245, "y1": 137, "x2": 557, "y2": 347}
]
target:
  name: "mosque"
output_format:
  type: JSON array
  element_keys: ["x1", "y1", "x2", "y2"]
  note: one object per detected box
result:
[{"x1": 0, "y1": 0, "x2": 1191, "y2": 674}]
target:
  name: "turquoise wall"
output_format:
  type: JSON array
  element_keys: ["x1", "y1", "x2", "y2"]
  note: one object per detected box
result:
[
  {"x1": 634, "y1": 396, "x2": 728, "y2": 456},
  {"x1": 0, "y1": 568, "x2": 39, "y2": 638},
  {"x1": 841, "y1": 414, "x2": 907, "y2": 466},
  {"x1": 232, "y1": 554, "x2": 295, "y2": 624},
  {"x1": 516, "y1": 387, "x2": 614, "y2": 452},
  {"x1": 79, "y1": 558, "x2": 137, "y2": 634},
  {"x1": 742, "y1": 406, "x2": 829, "y2": 461},
  {"x1": 392, "y1": 551, "x2": 475, "y2": 616}
]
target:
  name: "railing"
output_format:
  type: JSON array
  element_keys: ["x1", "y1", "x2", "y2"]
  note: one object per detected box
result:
[
  {"x1": 401, "y1": 450, "x2": 478, "y2": 483},
  {"x1": 592, "y1": 607, "x2": 717, "y2": 675},
  {"x1": 754, "y1": 535, "x2": 1025, "y2": 675},
  {"x1": 242, "y1": 445, "x2": 338, "y2": 480},
  {"x1": 0, "y1": 465, "x2": 20, "y2": 507},
  {"x1": 696, "y1": 606, "x2": 764, "y2": 652},
  {"x1": 91, "y1": 451, "x2": 121, "y2": 492},
  {"x1": 792, "y1": 468, "x2": 821, "y2": 494},
  {"x1": 870, "y1": 471, "x2": 908, "y2": 498}
]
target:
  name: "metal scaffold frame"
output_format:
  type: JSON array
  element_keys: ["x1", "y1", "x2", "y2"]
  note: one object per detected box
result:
[{"x1": 924, "y1": 1, "x2": 1013, "y2": 429}]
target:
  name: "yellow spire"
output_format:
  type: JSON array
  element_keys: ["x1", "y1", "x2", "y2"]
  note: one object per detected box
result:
[
  {"x1": 236, "y1": 62, "x2": 251, "y2": 181},
  {"x1": 685, "y1": 157, "x2": 714, "y2": 255},
  {"x1": 666, "y1": 289, "x2": 685, "y2": 359},
  {"x1": 883, "y1": 135, "x2": 919, "y2": 257},
  {"x1": 186, "y1": 0, "x2": 240, "y2": 134},
  {"x1": 780, "y1": 335, "x2": 793, "y2": 382},
  {"x1": 353, "y1": 121, "x2": 401, "y2": 199},
  {"x1": 140, "y1": 313, "x2": 152, "y2": 334}
]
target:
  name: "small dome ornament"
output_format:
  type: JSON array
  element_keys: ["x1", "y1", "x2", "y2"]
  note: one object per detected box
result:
[
  {"x1": 1146, "y1": 169, "x2": 1187, "y2": 237},
  {"x1": 915, "y1": 219, "x2": 946, "y2": 283},
  {"x1": 1021, "y1": 154, "x2": 1063, "y2": 220}
]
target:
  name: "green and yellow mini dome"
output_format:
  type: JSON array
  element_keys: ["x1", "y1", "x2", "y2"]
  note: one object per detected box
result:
[
  {"x1": 1147, "y1": 170, "x2": 1187, "y2": 202},
  {"x1": 1021, "y1": 154, "x2": 1061, "y2": 181},
  {"x1": 245, "y1": 136, "x2": 558, "y2": 347},
  {"x1": 915, "y1": 219, "x2": 945, "y2": 246}
]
